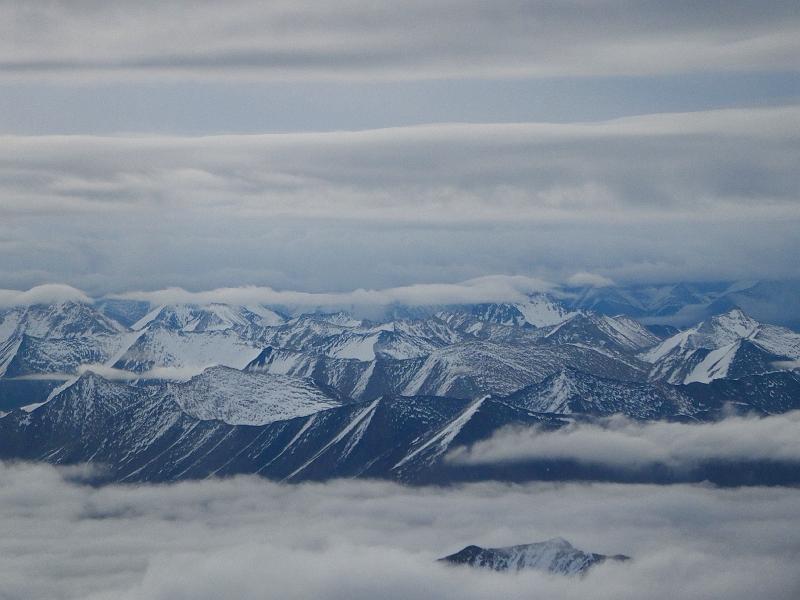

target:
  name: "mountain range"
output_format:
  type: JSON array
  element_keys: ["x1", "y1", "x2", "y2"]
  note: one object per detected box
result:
[{"x1": 1, "y1": 280, "x2": 799, "y2": 485}]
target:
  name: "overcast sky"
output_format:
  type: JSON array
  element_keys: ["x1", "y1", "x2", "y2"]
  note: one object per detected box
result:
[{"x1": 2, "y1": 0, "x2": 799, "y2": 295}]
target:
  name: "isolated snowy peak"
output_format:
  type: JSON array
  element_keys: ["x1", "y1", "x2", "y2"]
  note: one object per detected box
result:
[
  {"x1": 695, "y1": 309, "x2": 760, "y2": 345},
  {"x1": 439, "y1": 537, "x2": 629, "y2": 575}
]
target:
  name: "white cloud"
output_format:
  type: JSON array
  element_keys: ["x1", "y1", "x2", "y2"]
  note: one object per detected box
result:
[
  {"x1": 0, "y1": 284, "x2": 91, "y2": 308},
  {"x1": 109, "y1": 275, "x2": 555, "y2": 308},
  {"x1": 772, "y1": 360, "x2": 800, "y2": 371},
  {"x1": 0, "y1": 275, "x2": 555, "y2": 312},
  {"x1": 77, "y1": 364, "x2": 205, "y2": 382},
  {"x1": 0, "y1": 462, "x2": 799, "y2": 600},
  {"x1": 7, "y1": 373, "x2": 71, "y2": 382},
  {"x1": 11, "y1": 365, "x2": 208, "y2": 383},
  {"x1": 447, "y1": 412, "x2": 800, "y2": 469}
]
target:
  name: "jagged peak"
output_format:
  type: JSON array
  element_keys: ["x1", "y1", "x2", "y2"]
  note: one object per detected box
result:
[
  {"x1": 36, "y1": 368, "x2": 137, "y2": 425},
  {"x1": 695, "y1": 309, "x2": 760, "y2": 342}
]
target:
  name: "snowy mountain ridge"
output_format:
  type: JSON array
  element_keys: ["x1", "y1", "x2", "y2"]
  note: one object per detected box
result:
[{"x1": 2, "y1": 295, "x2": 799, "y2": 418}]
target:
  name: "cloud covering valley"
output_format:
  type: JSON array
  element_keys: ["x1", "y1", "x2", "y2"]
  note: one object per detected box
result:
[{"x1": 0, "y1": 462, "x2": 799, "y2": 600}]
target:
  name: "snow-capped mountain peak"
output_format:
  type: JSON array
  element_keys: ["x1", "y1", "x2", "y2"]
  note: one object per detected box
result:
[
  {"x1": 644, "y1": 309, "x2": 760, "y2": 362},
  {"x1": 697, "y1": 308, "x2": 760, "y2": 344},
  {"x1": 28, "y1": 370, "x2": 142, "y2": 434},
  {"x1": 642, "y1": 309, "x2": 800, "y2": 384},
  {"x1": 526, "y1": 368, "x2": 579, "y2": 412},
  {"x1": 439, "y1": 537, "x2": 629, "y2": 575},
  {"x1": 133, "y1": 303, "x2": 283, "y2": 333},
  {"x1": 15, "y1": 301, "x2": 127, "y2": 339}
]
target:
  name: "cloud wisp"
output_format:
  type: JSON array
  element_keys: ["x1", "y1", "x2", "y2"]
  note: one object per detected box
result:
[
  {"x1": 0, "y1": 284, "x2": 92, "y2": 309},
  {"x1": 0, "y1": 462, "x2": 799, "y2": 600},
  {"x1": 10, "y1": 364, "x2": 207, "y2": 383},
  {"x1": 447, "y1": 411, "x2": 800, "y2": 470},
  {"x1": 2, "y1": 1, "x2": 799, "y2": 82}
]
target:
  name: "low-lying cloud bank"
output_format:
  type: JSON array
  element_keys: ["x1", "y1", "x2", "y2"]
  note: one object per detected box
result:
[
  {"x1": 0, "y1": 462, "x2": 798, "y2": 600},
  {"x1": 448, "y1": 411, "x2": 800, "y2": 470}
]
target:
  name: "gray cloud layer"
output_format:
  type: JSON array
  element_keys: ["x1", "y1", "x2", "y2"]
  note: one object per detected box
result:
[
  {"x1": 448, "y1": 411, "x2": 800, "y2": 469},
  {"x1": 3, "y1": 106, "x2": 799, "y2": 294},
  {"x1": 2, "y1": 1, "x2": 799, "y2": 81},
  {"x1": 0, "y1": 462, "x2": 799, "y2": 600}
]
